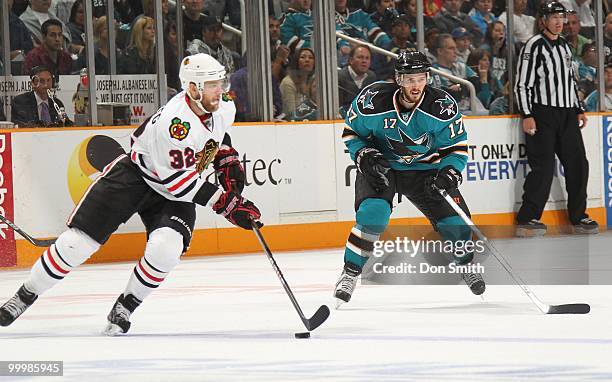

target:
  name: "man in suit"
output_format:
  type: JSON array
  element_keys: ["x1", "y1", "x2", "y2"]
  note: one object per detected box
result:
[
  {"x1": 11, "y1": 65, "x2": 73, "y2": 127},
  {"x1": 338, "y1": 45, "x2": 378, "y2": 116}
]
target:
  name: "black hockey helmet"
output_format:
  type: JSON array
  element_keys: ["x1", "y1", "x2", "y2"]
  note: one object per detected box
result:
[
  {"x1": 538, "y1": 1, "x2": 567, "y2": 17},
  {"x1": 395, "y1": 50, "x2": 431, "y2": 75}
]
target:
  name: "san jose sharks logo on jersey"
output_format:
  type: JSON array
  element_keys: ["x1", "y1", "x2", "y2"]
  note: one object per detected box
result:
[
  {"x1": 435, "y1": 95, "x2": 456, "y2": 116},
  {"x1": 358, "y1": 88, "x2": 378, "y2": 110},
  {"x1": 386, "y1": 127, "x2": 431, "y2": 164}
]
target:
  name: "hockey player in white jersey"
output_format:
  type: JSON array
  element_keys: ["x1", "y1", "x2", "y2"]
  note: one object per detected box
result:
[{"x1": 0, "y1": 54, "x2": 262, "y2": 335}]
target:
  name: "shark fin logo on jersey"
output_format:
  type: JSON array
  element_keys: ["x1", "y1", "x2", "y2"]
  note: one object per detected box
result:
[
  {"x1": 169, "y1": 117, "x2": 191, "y2": 141},
  {"x1": 435, "y1": 95, "x2": 456, "y2": 116},
  {"x1": 195, "y1": 139, "x2": 219, "y2": 173},
  {"x1": 358, "y1": 88, "x2": 378, "y2": 110},
  {"x1": 386, "y1": 128, "x2": 430, "y2": 164}
]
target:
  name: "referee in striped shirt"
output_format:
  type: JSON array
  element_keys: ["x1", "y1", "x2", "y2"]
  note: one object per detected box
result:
[{"x1": 514, "y1": 1, "x2": 598, "y2": 236}]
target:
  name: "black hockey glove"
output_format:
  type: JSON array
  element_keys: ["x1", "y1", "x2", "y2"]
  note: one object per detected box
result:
[
  {"x1": 356, "y1": 147, "x2": 391, "y2": 192},
  {"x1": 213, "y1": 191, "x2": 263, "y2": 230},
  {"x1": 428, "y1": 166, "x2": 462, "y2": 195},
  {"x1": 213, "y1": 146, "x2": 245, "y2": 194}
]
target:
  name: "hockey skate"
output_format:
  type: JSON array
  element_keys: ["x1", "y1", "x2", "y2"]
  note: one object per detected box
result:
[
  {"x1": 0, "y1": 285, "x2": 38, "y2": 327},
  {"x1": 103, "y1": 294, "x2": 141, "y2": 336},
  {"x1": 516, "y1": 219, "x2": 547, "y2": 237},
  {"x1": 462, "y1": 271, "x2": 486, "y2": 296},
  {"x1": 334, "y1": 263, "x2": 360, "y2": 309}
]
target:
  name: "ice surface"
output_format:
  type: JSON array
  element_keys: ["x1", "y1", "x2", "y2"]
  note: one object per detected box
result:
[{"x1": 0, "y1": 233, "x2": 610, "y2": 381}]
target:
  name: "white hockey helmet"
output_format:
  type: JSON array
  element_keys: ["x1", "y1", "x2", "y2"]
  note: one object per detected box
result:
[{"x1": 179, "y1": 53, "x2": 228, "y2": 92}]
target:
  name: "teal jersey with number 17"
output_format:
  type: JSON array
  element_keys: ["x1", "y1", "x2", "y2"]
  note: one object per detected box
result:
[{"x1": 342, "y1": 81, "x2": 469, "y2": 172}]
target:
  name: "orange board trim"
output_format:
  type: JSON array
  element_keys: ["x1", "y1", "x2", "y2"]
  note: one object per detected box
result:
[{"x1": 6, "y1": 207, "x2": 606, "y2": 269}]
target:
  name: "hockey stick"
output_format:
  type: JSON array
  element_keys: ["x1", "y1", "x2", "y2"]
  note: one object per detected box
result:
[
  {"x1": 437, "y1": 188, "x2": 590, "y2": 314},
  {"x1": 0, "y1": 214, "x2": 56, "y2": 247},
  {"x1": 251, "y1": 221, "x2": 331, "y2": 331}
]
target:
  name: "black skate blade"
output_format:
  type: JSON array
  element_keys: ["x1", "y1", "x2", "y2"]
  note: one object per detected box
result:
[
  {"x1": 303, "y1": 305, "x2": 330, "y2": 331},
  {"x1": 546, "y1": 303, "x2": 590, "y2": 314}
]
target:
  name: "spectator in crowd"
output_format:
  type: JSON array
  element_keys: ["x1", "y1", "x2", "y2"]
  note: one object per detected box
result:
[
  {"x1": 431, "y1": 33, "x2": 485, "y2": 111},
  {"x1": 183, "y1": 0, "x2": 208, "y2": 45},
  {"x1": 584, "y1": 57, "x2": 612, "y2": 111},
  {"x1": 280, "y1": 47, "x2": 317, "y2": 120},
  {"x1": 229, "y1": 59, "x2": 283, "y2": 122},
  {"x1": 376, "y1": 14, "x2": 416, "y2": 80},
  {"x1": 204, "y1": 0, "x2": 241, "y2": 26},
  {"x1": 480, "y1": 21, "x2": 506, "y2": 97},
  {"x1": 560, "y1": 0, "x2": 595, "y2": 37},
  {"x1": 498, "y1": 0, "x2": 535, "y2": 44},
  {"x1": 119, "y1": 16, "x2": 156, "y2": 74},
  {"x1": 604, "y1": 13, "x2": 612, "y2": 57},
  {"x1": 75, "y1": 16, "x2": 115, "y2": 74},
  {"x1": 11, "y1": 65, "x2": 73, "y2": 127},
  {"x1": 335, "y1": 0, "x2": 392, "y2": 66},
  {"x1": 6, "y1": 0, "x2": 34, "y2": 60},
  {"x1": 401, "y1": 0, "x2": 436, "y2": 38},
  {"x1": 269, "y1": 16, "x2": 291, "y2": 81},
  {"x1": 370, "y1": 0, "x2": 397, "y2": 34},
  {"x1": 469, "y1": 0, "x2": 497, "y2": 36},
  {"x1": 114, "y1": 0, "x2": 144, "y2": 24},
  {"x1": 20, "y1": 0, "x2": 72, "y2": 48},
  {"x1": 563, "y1": 10, "x2": 591, "y2": 59},
  {"x1": 452, "y1": 27, "x2": 472, "y2": 63},
  {"x1": 23, "y1": 19, "x2": 73, "y2": 75},
  {"x1": 338, "y1": 45, "x2": 377, "y2": 115},
  {"x1": 424, "y1": 27, "x2": 441, "y2": 63},
  {"x1": 488, "y1": 73, "x2": 511, "y2": 115},
  {"x1": 51, "y1": 0, "x2": 73, "y2": 24},
  {"x1": 280, "y1": 0, "x2": 313, "y2": 53},
  {"x1": 66, "y1": 0, "x2": 85, "y2": 55},
  {"x1": 577, "y1": 43, "x2": 597, "y2": 99},
  {"x1": 433, "y1": 0, "x2": 483, "y2": 45},
  {"x1": 164, "y1": 22, "x2": 181, "y2": 92},
  {"x1": 466, "y1": 48, "x2": 493, "y2": 107},
  {"x1": 187, "y1": 16, "x2": 236, "y2": 75}
]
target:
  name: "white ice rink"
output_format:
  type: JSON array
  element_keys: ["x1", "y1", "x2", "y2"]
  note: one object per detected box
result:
[{"x1": 0, "y1": 233, "x2": 611, "y2": 381}]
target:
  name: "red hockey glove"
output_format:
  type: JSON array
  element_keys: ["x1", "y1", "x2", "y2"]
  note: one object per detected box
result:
[
  {"x1": 213, "y1": 146, "x2": 245, "y2": 194},
  {"x1": 213, "y1": 191, "x2": 263, "y2": 230}
]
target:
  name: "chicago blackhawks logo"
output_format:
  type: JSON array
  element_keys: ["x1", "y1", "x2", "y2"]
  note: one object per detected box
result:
[
  {"x1": 195, "y1": 139, "x2": 219, "y2": 173},
  {"x1": 222, "y1": 92, "x2": 233, "y2": 102},
  {"x1": 169, "y1": 117, "x2": 191, "y2": 141}
]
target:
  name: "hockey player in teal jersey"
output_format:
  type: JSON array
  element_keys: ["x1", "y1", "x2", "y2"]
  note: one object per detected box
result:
[{"x1": 334, "y1": 50, "x2": 485, "y2": 307}]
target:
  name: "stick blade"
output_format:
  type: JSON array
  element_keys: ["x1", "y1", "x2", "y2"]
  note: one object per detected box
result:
[
  {"x1": 33, "y1": 238, "x2": 57, "y2": 247},
  {"x1": 305, "y1": 305, "x2": 330, "y2": 331},
  {"x1": 547, "y1": 303, "x2": 590, "y2": 314}
]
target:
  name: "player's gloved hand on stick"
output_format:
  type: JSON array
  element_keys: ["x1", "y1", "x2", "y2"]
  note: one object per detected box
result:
[
  {"x1": 213, "y1": 146, "x2": 245, "y2": 193},
  {"x1": 213, "y1": 191, "x2": 263, "y2": 230},
  {"x1": 428, "y1": 165, "x2": 462, "y2": 194},
  {"x1": 356, "y1": 147, "x2": 391, "y2": 192}
]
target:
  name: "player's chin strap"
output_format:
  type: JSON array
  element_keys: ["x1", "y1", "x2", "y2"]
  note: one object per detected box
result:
[{"x1": 187, "y1": 90, "x2": 211, "y2": 115}]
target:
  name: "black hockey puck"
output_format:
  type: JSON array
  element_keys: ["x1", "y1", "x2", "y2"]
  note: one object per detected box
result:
[{"x1": 294, "y1": 332, "x2": 310, "y2": 339}]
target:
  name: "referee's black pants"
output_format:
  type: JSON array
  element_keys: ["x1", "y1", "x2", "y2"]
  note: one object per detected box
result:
[{"x1": 517, "y1": 104, "x2": 589, "y2": 225}]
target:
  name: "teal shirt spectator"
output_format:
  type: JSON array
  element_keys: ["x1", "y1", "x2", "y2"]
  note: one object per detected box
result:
[{"x1": 468, "y1": 9, "x2": 497, "y2": 35}]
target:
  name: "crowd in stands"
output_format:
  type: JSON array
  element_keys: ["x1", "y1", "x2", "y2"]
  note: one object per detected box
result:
[{"x1": 1, "y1": 0, "x2": 611, "y2": 123}]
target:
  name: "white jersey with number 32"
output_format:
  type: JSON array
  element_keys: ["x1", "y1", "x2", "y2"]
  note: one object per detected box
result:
[{"x1": 130, "y1": 91, "x2": 236, "y2": 204}]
